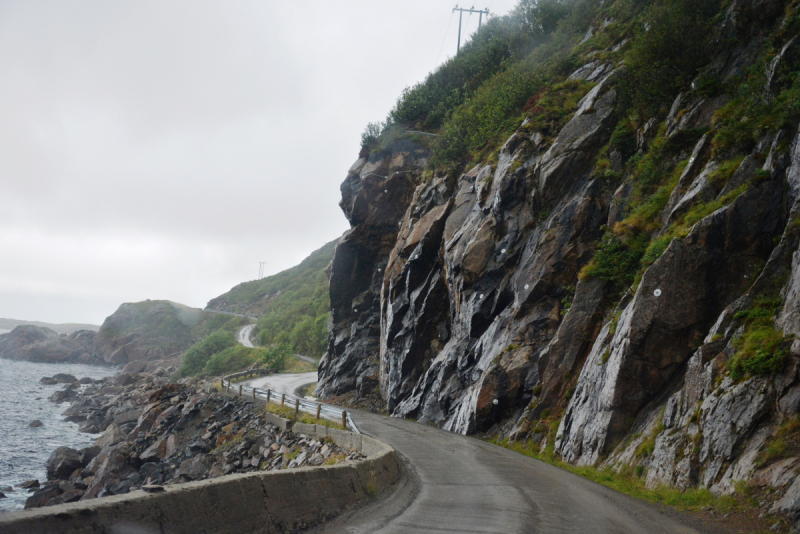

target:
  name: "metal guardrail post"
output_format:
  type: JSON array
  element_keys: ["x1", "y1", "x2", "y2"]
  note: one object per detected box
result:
[
  {"x1": 226, "y1": 381, "x2": 230, "y2": 393},
  {"x1": 252, "y1": 387, "x2": 256, "y2": 400},
  {"x1": 281, "y1": 393, "x2": 285, "y2": 406},
  {"x1": 295, "y1": 398, "x2": 300, "y2": 416},
  {"x1": 316, "y1": 403, "x2": 321, "y2": 420},
  {"x1": 342, "y1": 410, "x2": 347, "y2": 429},
  {"x1": 238, "y1": 384, "x2": 242, "y2": 397},
  {"x1": 266, "y1": 389, "x2": 271, "y2": 404}
]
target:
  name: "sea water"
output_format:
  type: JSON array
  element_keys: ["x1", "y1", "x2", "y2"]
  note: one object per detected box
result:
[{"x1": 0, "y1": 359, "x2": 115, "y2": 512}]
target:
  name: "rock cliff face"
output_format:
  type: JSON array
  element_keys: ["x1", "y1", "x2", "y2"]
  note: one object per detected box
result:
[
  {"x1": 320, "y1": 71, "x2": 618, "y2": 432},
  {"x1": 317, "y1": 139, "x2": 431, "y2": 400},
  {"x1": 319, "y1": 0, "x2": 800, "y2": 520}
]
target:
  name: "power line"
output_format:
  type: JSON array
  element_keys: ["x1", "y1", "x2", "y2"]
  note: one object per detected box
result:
[{"x1": 435, "y1": 11, "x2": 455, "y2": 67}]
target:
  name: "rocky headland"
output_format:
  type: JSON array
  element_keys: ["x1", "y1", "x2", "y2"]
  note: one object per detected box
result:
[
  {"x1": 0, "y1": 300, "x2": 246, "y2": 370},
  {"x1": 20, "y1": 371, "x2": 362, "y2": 509},
  {"x1": 0, "y1": 326, "x2": 102, "y2": 365}
]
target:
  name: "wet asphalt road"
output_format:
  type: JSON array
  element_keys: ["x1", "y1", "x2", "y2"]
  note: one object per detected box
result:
[{"x1": 309, "y1": 412, "x2": 713, "y2": 534}]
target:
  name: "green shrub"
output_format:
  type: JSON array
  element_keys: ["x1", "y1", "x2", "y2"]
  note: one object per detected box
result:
[
  {"x1": 733, "y1": 295, "x2": 783, "y2": 322},
  {"x1": 609, "y1": 119, "x2": 638, "y2": 162},
  {"x1": 729, "y1": 326, "x2": 786, "y2": 380},
  {"x1": 580, "y1": 230, "x2": 648, "y2": 288},
  {"x1": 758, "y1": 417, "x2": 800, "y2": 467},
  {"x1": 259, "y1": 342, "x2": 291, "y2": 371},
  {"x1": 728, "y1": 294, "x2": 787, "y2": 380},
  {"x1": 388, "y1": 0, "x2": 580, "y2": 133},
  {"x1": 360, "y1": 122, "x2": 383, "y2": 151},
  {"x1": 707, "y1": 157, "x2": 745, "y2": 189},
  {"x1": 204, "y1": 346, "x2": 259, "y2": 376},
  {"x1": 212, "y1": 241, "x2": 332, "y2": 359},
  {"x1": 620, "y1": 0, "x2": 723, "y2": 115},
  {"x1": 640, "y1": 235, "x2": 672, "y2": 268},
  {"x1": 179, "y1": 330, "x2": 236, "y2": 376},
  {"x1": 710, "y1": 50, "x2": 793, "y2": 156}
]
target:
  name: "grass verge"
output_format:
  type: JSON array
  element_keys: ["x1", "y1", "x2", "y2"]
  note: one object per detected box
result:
[
  {"x1": 263, "y1": 402, "x2": 345, "y2": 431},
  {"x1": 489, "y1": 437, "x2": 741, "y2": 513},
  {"x1": 282, "y1": 355, "x2": 317, "y2": 374}
]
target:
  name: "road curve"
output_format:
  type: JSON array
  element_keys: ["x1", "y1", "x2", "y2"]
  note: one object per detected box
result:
[
  {"x1": 243, "y1": 372, "x2": 318, "y2": 396},
  {"x1": 308, "y1": 411, "x2": 719, "y2": 534},
  {"x1": 237, "y1": 324, "x2": 256, "y2": 348},
  {"x1": 294, "y1": 353, "x2": 318, "y2": 365},
  {"x1": 236, "y1": 325, "x2": 318, "y2": 367},
  {"x1": 239, "y1": 370, "x2": 716, "y2": 533}
]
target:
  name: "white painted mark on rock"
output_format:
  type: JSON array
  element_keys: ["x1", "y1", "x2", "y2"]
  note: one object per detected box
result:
[{"x1": 654, "y1": 289, "x2": 662, "y2": 297}]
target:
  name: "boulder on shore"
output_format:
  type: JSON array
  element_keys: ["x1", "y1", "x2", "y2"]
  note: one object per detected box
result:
[{"x1": 46, "y1": 447, "x2": 83, "y2": 480}]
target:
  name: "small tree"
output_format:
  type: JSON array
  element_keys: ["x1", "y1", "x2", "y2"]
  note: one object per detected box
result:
[
  {"x1": 360, "y1": 122, "x2": 383, "y2": 152},
  {"x1": 261, "y1": 342, "x2": 292, "y2": 372}
]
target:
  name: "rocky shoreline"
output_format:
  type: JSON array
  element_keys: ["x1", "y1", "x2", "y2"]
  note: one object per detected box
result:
[{"x1": 18, "y1": 371, "x2": 363, "y2": 509}]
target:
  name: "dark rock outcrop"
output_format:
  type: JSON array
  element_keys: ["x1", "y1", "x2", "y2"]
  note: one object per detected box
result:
[
  {"x1": 316, "y1": 138, "x2": 431, "y2": 399},
  {"x1": 317, "y1": 0, "x2": 800, "y2": 526},
  {"x1": 46, "y1": 447, "x2": 84, "y2": 480}
]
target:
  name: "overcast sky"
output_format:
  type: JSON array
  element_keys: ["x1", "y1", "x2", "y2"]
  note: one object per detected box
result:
[{"x1": 0, "y1": 0, "x2": 519, "y2": 325}]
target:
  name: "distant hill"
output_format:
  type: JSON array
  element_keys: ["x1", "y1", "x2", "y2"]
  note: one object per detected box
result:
[
  {"x1": 0, "y1": 318, "x2": 99, "y2": 335},
  {"x1": 206, "y1": 239, "x2": 337, "y2": 358},
  {"x1": 96, "y1": 300, "x2": 247, "y2": 366},
  {"x1": 0, "y1": 300, "x2": 247, "y2": 369}
]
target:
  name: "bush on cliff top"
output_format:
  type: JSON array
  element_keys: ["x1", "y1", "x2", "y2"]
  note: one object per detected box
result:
[{"x1": 386, "y1": 0, "x2": 577, "y2": 134}]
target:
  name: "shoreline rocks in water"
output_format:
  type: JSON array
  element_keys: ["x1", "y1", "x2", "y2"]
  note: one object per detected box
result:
[
  {"x1": 39, "y1": 374, "x2": 80, "y2": 385},
  {"x1": 25, "y1": 371, "x2": 363, "y2": 509}
]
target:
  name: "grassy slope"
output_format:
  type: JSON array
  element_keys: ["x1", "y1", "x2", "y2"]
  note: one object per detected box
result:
[
  {"x1": 207, "y1": 239, "x2": 336, "y2": 359},
  {"x1": 179, "y1": 240, "x2": 336, "y2": 377}
]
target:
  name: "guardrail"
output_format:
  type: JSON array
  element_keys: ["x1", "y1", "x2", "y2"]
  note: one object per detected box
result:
[
  {"x1": 221, "y1": 371, "x2": 360, "y2": 434},
  {"x1": 204, "y1": 308, "x2": 259, "y2": 321}
]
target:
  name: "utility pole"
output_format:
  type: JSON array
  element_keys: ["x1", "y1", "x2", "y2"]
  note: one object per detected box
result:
[
  {"x1": 452, "y1": 5, "x2": 490, "y2": 55},
  {"x1": 258, "y1": 262, "x2": 266, "y2": 280}
]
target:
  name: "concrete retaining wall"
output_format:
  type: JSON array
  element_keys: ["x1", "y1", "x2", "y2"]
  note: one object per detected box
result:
[
  {"x1": 264, "y1": 411, "x2": 292, "y2": 431},
  {"x1": 0, "y1": 423, "x2": 401, "y2": 534}
]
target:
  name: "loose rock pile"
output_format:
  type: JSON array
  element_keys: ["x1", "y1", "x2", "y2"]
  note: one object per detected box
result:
[{"x1": 23, "y1": 372, "x2": 364, "y2": 509}]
